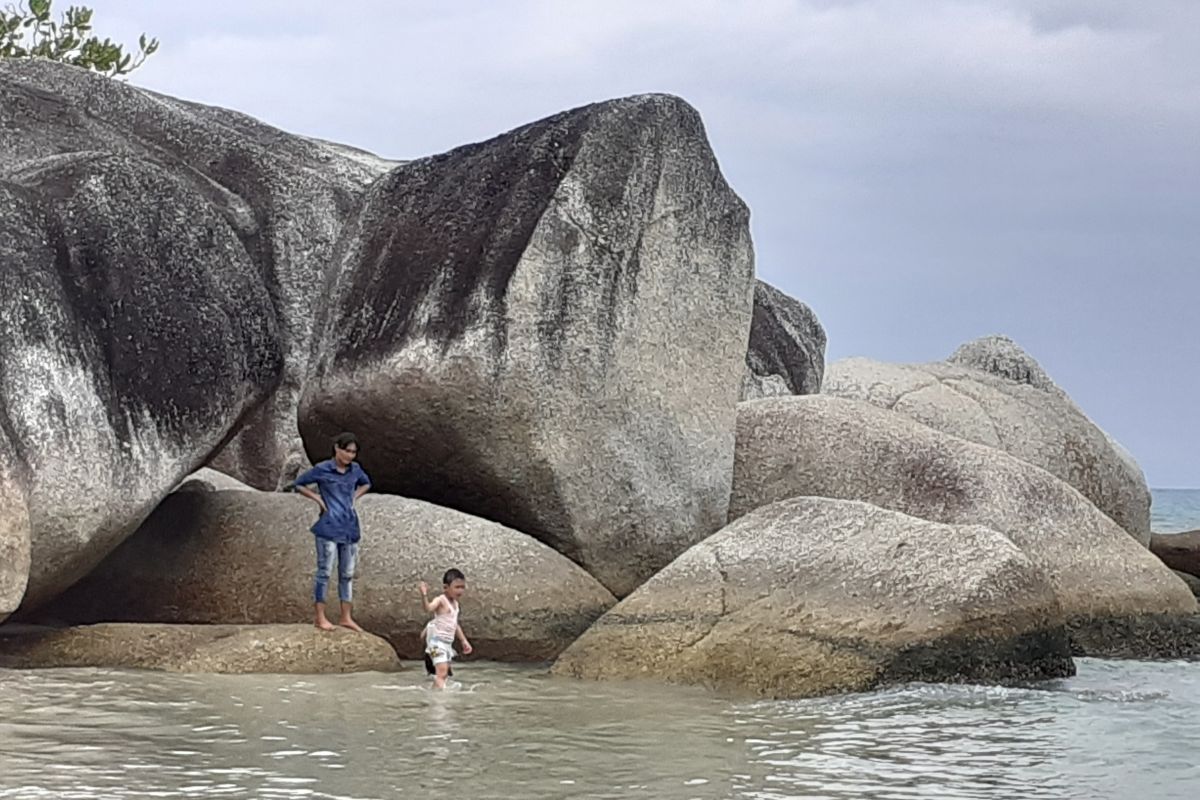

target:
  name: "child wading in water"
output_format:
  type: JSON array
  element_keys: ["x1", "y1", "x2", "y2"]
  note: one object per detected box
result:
[{"x1": 418, "y1": 569, "x2": 473, "y2": 689}]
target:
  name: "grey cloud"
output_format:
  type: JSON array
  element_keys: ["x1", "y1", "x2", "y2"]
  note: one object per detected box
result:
[{"x1": 73, "y1": 0, "x2": 1200, "y2": 485}]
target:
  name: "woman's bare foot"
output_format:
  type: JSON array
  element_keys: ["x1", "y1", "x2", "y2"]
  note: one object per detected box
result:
[
  {"x1": 339, "y1": 618, "x2": 364, "y2": 632},
  {"x1": 314, "y1": 602, "x2": 336, "y2": 631}
]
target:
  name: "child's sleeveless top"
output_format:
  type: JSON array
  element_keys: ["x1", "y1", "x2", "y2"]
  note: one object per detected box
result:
[{"x1": 430, "y1": 598, "x2": 458, "y2": 642}]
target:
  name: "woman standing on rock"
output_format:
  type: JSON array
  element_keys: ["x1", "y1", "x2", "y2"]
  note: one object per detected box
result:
[{"x1": 292, "y1": 433, "x2": 372, "y2": 632}]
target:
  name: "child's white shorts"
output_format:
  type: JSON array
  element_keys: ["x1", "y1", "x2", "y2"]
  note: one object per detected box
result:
[{"x1": 427, "y1": 636, "x2": 455, "y2": 666}]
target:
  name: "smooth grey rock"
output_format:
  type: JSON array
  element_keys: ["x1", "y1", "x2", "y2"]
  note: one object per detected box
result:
[
  {"x1": 741, "y1": 280, "x2": 826, "y2": 400},
  {"x1": 0, "y1": 446, "x2": 30, "y2": 619},
  {"x1": 1172, "y1": 570, "x2": 1200, "y2": 599},
  {"x1": 44, "y1": 488, "x2": 616, "y2": 660},
  {"x1": 554, "y1": 496, "x2": 1072, "y2": 698},
  {"x1": 824, "y1": 338, "x2": 1151, "y2": 543},
  {"x1": 175, "y1": 468, "x2": 256, "y2": 493},
  {"x1": 0, "y1": 623, "x2": 401, "y2": 673},
  {"x1": 298, "y1": 94, "x2": 755, "y2": 596},
  {"x1": 0, "y1": 152, "x2": 281, "y2": 615},
  {"x1": 0, "y1": 60, "x2": 393, "y2": 492},
  {"x1": 730, "y1": 396, "x2": 1197, "y2": 654},
  {"x1": 1151, "y1": 531, "x2": 1200, "y2": 578}
]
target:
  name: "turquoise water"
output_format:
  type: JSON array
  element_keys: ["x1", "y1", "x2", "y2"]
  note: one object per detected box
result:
[
  {"x1": 1151, "y1": 488, "x2": 1200, "y2": 533},
  {"x1": 1, "y1": 659, "x2": 1198, "y2": 799}
]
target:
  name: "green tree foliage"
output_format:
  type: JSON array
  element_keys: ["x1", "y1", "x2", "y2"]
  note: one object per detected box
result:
[{"x1": 0, "y1": 0, "x2": 158, "y2": 77}]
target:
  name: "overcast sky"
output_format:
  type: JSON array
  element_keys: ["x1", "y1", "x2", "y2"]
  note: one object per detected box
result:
[{"x1": 89, "y1": 0, "x2": 1198, "y2": 487}]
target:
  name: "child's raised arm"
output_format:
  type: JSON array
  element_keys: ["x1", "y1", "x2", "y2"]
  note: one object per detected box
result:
[{"x1": 417, "y1": 581, "x2": 441, "y2": 613}]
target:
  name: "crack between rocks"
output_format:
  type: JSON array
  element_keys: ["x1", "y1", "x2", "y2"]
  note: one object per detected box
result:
[
  {"x1": 644, "y1": 206, "x2": 686, "y2": 229},
  {"x1": 712, "y1": 547, "x2": 730, "y2": 618},
  {"x1": 886, "y1": 376, "x2": 939, "y2": 410},
  {"x1": 672, "y1": 549, "x2": 732, "y2": 653},
  {"x1": 884, "y1": 372, "x2": 1004, "y2": 450},
  {"x1": 940, "y1": 378, "x2": 1004, "y2": 447},
  {"x1": 553, "y1": 198, "x2": 619, "y2": 261}
]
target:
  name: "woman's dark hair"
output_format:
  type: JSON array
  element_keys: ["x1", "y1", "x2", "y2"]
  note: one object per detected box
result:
[
  {"x1": 443, "y1": 568, "x2": 465, "y2": 585},
  {"x1": 333, "y1": 432, "x2": 358, "y2": 450}
]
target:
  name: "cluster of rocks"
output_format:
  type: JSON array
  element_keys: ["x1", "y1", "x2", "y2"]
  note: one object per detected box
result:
[
  {"x1": 1, "y1": 61, "x2": 1195, "y2": 688},
  {"x1": 46, "y1": 473, "x2": 616, "y2": 661}
]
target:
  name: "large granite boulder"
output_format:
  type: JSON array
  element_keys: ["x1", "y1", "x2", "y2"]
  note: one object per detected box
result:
[
  {"x1": 823, "y1": 336, "x2": 1151, "y2": 542},
  {"x1": 731, "y1": 396, "x2": 1197, "y2": 654},
  {"x1": 0, "y1": 60, "x2": 393, "y2": 491},
  {"x1": 554, "y1": 497, "x2": 1072, "y2": 698},
  {"x1": 0, "y1": 153, "x2": 281, "y2": 616},
  {"x1": 44, "y1": 487, "x2": 616, "y2": 660},
  {"x1": 741, "y1": 281, "x2": 826, "y2": 400},
  {"x1": 0, "y1": 623, "x2": 400, "y2": 673},
  {"x1": 299, "y1": 94, "x2": 755, "y2": 596}
]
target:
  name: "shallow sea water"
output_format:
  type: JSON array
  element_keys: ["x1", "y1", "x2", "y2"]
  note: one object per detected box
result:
[
  {"x1": 1, "y1": 658, "x2": 1198, "y2": 800},
  {"x1": 1151, "y1": 488, "x2": 1200, "y2": 533}
]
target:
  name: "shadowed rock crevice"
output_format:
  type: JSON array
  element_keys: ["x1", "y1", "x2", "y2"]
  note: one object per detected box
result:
[{"x1": 741, "y1": 281, "x2": 826, "y2": 400}]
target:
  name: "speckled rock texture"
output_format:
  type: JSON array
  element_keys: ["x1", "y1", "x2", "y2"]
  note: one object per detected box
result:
[
  {"x1": 174, "y1": 468, "x2": 257, "y2": 494},
  {"x1": 44, "y1": 487, "x2": 616, "y2": 660},
  {"x1": 0, "y1": 59, "x2": 394, "y2": 494},
  {"x1": 1172, "y1": 571, "x2": 1200, "y2": 599},
  {"x1": 730, "y1": 396, "x2": 1197, "y2": 656},
  {"x1": 554, "y1": 497, "x2": 1072, "y2": 698},
  {"x1": 824, "y1": 335, "x2": 1151, "y2": 543},
  {"x1": 741, "y1": 281, "x2": 826, "y2": 400},
  {"x1": 0, "y1": 155, "x2": 280, "y2": 616},
  {"x1": 299, "y1": 94, "x2": 755, "y2": 597},
  {"x1": 0, "y1": 60, "x2": 401, "y2": 619},
  {"x1": 0, "y1": 451, "x2": 30, "y2": 620},
  {"x1": 946, "y1": 334, "x2": 1061, "y2": 392},
  {"x1": 0, "y1": 623, "x2": 400, "y2": 673}
]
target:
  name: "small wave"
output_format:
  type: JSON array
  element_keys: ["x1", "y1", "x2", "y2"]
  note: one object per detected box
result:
[{"x1": 1062, "y1": 688, "x2": 1171, "y2": 703}]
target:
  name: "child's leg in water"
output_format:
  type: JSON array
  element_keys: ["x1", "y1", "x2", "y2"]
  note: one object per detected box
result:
[{"x1": 434, "y1": 661, "x2": 451, "y2": 689}]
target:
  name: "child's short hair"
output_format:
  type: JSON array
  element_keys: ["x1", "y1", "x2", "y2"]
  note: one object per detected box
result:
[
  {"x1": 443, "y1": 568, "x2": 465, "y2": 585},
  {"x1": 333, "y1": 432, "x2": 358, "y2": 450}
]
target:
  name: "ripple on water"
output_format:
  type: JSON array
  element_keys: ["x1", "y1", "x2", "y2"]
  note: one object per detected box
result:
[{"x1": 0, "y1": 659, "x2": 1198, "y2": 799}]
